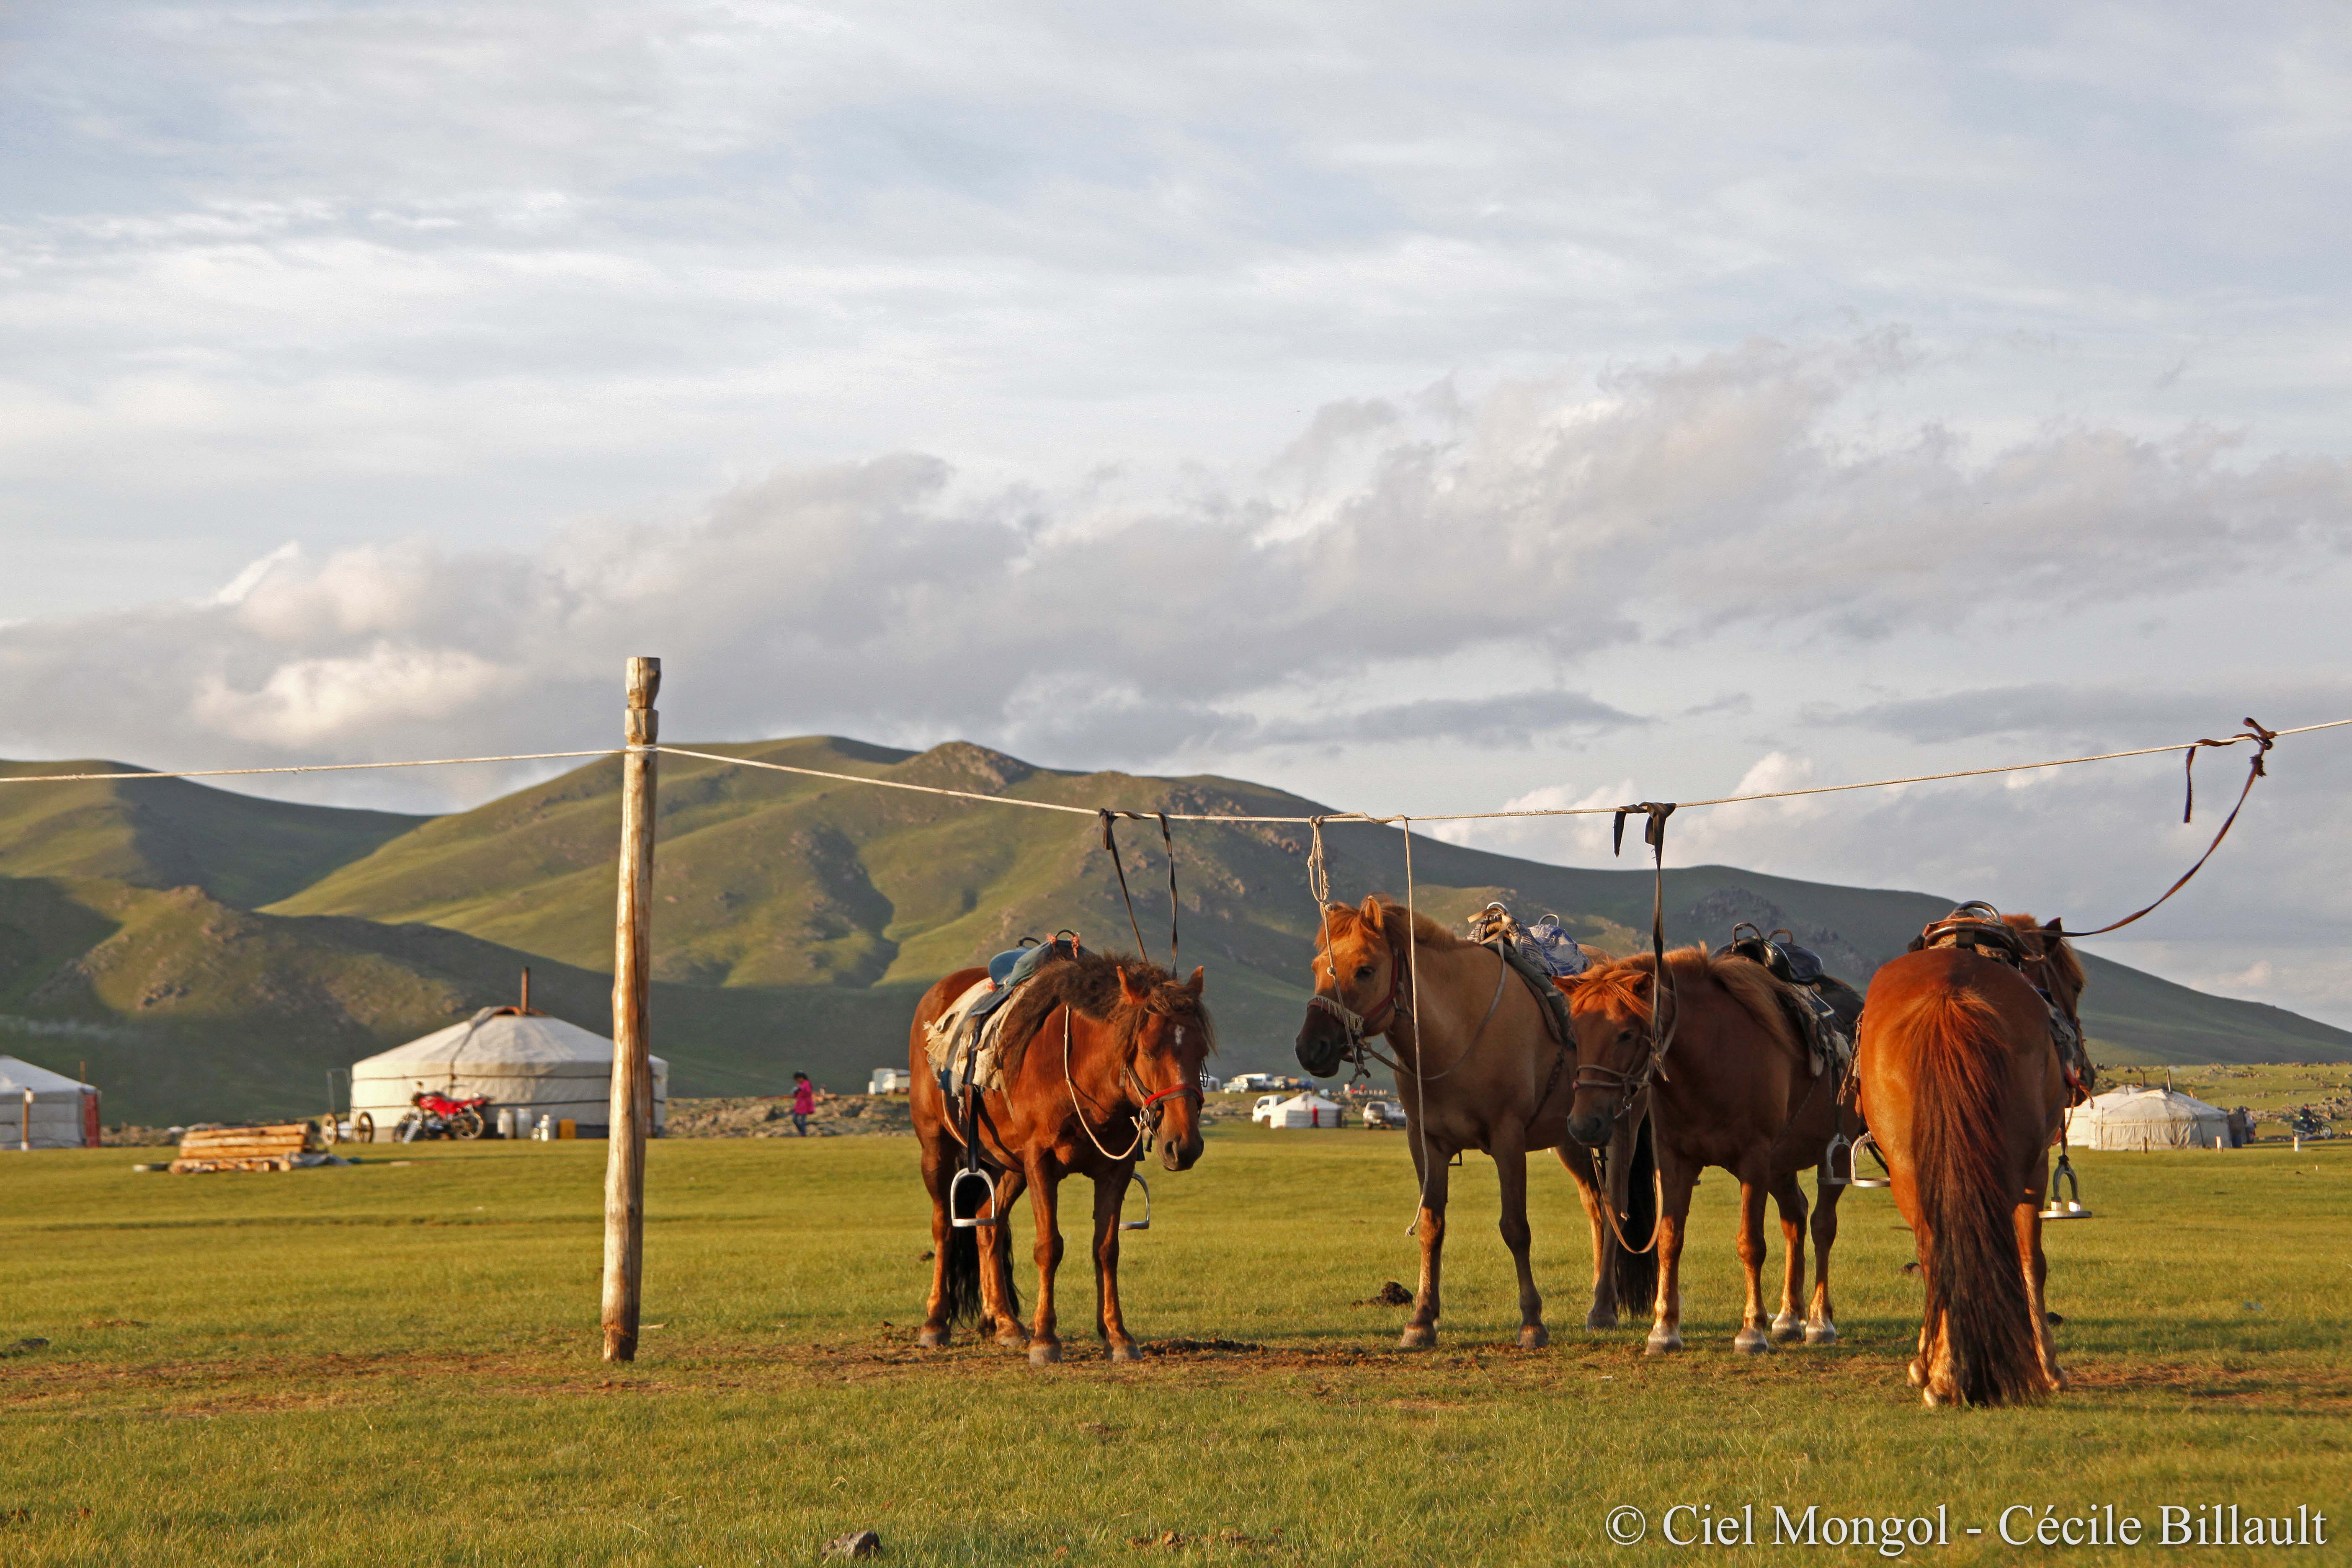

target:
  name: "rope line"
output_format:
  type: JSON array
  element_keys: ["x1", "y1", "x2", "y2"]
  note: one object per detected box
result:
[
  {"x1": 0, "y1": 750, "x2": 616, "y2": 786},
  {"x1": 2, "y1": 717, "x2": 2342, "y2": 826}
]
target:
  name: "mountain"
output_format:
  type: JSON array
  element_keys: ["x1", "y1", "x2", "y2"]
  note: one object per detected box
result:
[
  {"x1": 0, "y1": 759, "x2": 423, "y2": 906},
  {"x1": 271, "y1": 737, "x2": 2352, "y2": 1072},
  {"x1": 0, "y1": 736, "x2": 2341, "y2": 1122}
]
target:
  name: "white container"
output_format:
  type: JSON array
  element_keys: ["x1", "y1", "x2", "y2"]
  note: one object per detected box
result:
[{"x1": 496, "y1": 1107, "x2": 517, "y2": 1140}]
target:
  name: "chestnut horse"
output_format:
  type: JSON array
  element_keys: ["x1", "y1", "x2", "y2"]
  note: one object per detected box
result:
[
  {"x1": 910, "y1": 953, "x2": 1211, "y2": 1364},
  {"x1": 1564, "y1": 948, "x2": 1853, "y2": 1355},
  {"x1": 1858, "y1": 913, "x2": 2084, "y2": 1406},
  {"x1": 1294, "y1": 895, "x2": 1653, "y2": 1349}
]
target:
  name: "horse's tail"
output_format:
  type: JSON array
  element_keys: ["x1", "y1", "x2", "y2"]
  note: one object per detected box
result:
[
  {"x1": 1906, "y1": 988, "x2": 2044, "y2": 1406},
  {"x1": 939, "y1": 1193, "x2": 1021, "y2": 1332},
  {"x1": 941, "y1": 1222, "x2": 985, "y2": 1329},
  {"x1": 1611, "y1": 1112, "x2": 1659, "y2": 1312}
]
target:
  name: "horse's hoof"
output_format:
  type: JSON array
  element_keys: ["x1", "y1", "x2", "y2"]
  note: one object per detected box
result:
[
  {"x1": 1028, "y1": 1341, "x2": 1063, "y2": 1366},
  {"x1": 1906, "y1": 1359, "x2": 1927, "y2": 1387},
  {"x1": 1804, "y1": 1322, "x2": 1840, "y2": 1346},
  {"x1": 995, "y1": 1329, "x2": 1029, "y2": 1349},
  {"x1": 1643, "y1": 1330, "x2": 1682, "y2": 1357},
  {"x1": 915, "y1": 1325, "x2": 948, "y2": 1348},
  {"x1": 1733, "y1": 1328, "x2": 1773, "y2": 1356},
  {"x1": 1769, "y1": 1313, "x2": 1803, "y2": 1344},
  {"x1": 1518, "y1": 1323, "x2": 1550, "y2": 1351},
  {"x1": 1584, "y1": 1308, "x2": 1620, "y2": 1331},
  {"x1": 1107, "y1": 1342, "x2": 1141, "y2": 1364},
  {"x1": 1398, "y1": 1325, "x2": 1437, "y2": 1350},
  {"x1": 1921, "y1": 1387, "x2": 1947, "y2": 1408}
]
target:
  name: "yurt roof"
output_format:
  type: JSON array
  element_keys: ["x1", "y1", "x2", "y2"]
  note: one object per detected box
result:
[
  {"x1": 0, "y1": 1055, "x2": 90, "y2": 1095},
  {"x1": 2076, "y1": 1086, "x2": 2226, "y2": 1124},
  {"x1": 353, "y1": 1010, "x2": 667, "y2": 1076}
]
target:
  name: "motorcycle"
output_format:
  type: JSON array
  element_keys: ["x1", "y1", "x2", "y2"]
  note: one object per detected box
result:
[{"x1": 395, "y1": 1088, "x2": 493, "y2": 1142}]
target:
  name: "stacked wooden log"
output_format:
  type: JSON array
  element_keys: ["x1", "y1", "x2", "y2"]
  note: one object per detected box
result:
[{"x1": 171, "y1": 1122, "x2": 323, "y2": 1174}]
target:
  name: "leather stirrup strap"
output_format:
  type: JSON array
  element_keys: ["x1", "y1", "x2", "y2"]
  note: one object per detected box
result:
[{"x1": 2063, "y1": 718, "x2": 2276, "y2": 937}]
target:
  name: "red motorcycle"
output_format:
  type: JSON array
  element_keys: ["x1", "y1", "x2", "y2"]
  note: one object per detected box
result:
[{"x1": 395, "y1": 1088, "x2": 493, "y2": 1142}]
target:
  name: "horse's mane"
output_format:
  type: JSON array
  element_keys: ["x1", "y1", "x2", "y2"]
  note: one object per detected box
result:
[
  {"x1": 1569, "y1": 946, "x2": 1803, "y2": 1056},
  {"x1": 993, "y1": 949, "x2": 1217, "y2": 1070},
  {"x1": 2003, "y1": 913, "x2": 2086, "y2": 1000},
  {"x1": 1316, "y1": 895, "x2": 1468, "y2": 959}
]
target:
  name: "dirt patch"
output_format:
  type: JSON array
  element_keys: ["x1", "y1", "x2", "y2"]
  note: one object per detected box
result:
[{"x1": 666, "y1": 1094, "x2": 913, "y2": 1139}]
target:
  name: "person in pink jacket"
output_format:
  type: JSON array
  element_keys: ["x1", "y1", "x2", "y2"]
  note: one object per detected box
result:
[{"x1": 791, "y1": 1072, "x2": 814, "y2": 1136}]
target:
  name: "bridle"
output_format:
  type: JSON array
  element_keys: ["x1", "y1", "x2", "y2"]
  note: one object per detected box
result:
[
  {"x1": 1064, "y1": 1004, "x2": 1203, "y2": 1162},
  {"x1": 1307, "y1": 940, "x2": 1405, "y2": 1045}
]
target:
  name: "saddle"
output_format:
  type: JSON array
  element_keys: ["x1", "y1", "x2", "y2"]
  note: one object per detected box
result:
[
  {"x1": 924, "y1": 932, "x2": 1084, "y2": 1096},
  {"x1": 1716, "y1": 923, "x2": 1859, "y2": 1079},
  {"x1": 1464, "y1": 902, "x2": 1584, "y2": 1046},
  {"x1": 1908, "y1": 903, "x2": 2093, "y2": 1098}
]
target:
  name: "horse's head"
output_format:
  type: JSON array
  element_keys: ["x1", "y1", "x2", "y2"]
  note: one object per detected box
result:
[
  {"x1": 1563, "y1": 957, "x2": 1661, "y2": 1148},
  {"x1": 2004, "y1": 914, "x2": 2086, "y2": 1015},
  {"x1": 1119, "y1": 964, "x2": 1212, "y2": 1172},
  {"x1": 1295, "y1": 896, "x2": 1404, "y2": 1079}
]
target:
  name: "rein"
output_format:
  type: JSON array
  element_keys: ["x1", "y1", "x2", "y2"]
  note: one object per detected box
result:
[
  {"x1": 1061, "y1": 1005, "x2": 1200, "y2": 1163},
  {"x1": 1572, "y1": 802, "x2": 1681, "y2": 1118},
  {"x1": 2057, "y1": 718, "x2": 2275, "y2": 937}
]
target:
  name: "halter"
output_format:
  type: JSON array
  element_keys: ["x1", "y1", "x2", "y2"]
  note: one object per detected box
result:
[{"x1": 1064, "y1": 1006, "x2": 1203, "y2": 1163}]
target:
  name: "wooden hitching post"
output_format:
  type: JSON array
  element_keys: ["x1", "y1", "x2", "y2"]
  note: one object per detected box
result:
[{"x1": 601, "y1": 655, "x2": 660, "y2": 1362}]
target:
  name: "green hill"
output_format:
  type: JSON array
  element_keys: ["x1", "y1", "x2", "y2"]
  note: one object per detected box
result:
[
  {"x1": 0, "y1": 736, "x2": 2341, "y2": 1123},
  {"x1": 0, "y1": 760, "x2": 423, "y2": 907},
  {"x1": 271, "y1": 737, "x2": 2352, "y2": 1074}
]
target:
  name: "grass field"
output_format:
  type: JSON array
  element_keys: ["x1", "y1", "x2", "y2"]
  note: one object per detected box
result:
[{"x1": 4, "y1": 1124, "x2": 2347, "y2": 1566}]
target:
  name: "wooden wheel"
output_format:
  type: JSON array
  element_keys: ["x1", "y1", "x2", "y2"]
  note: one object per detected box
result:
[{"x1": 352, "y1": 1112, "x2": 374, "y2": 1144}]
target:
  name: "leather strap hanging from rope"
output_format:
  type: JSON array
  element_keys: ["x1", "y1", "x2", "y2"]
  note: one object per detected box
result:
[
  {"x1": 1612, "y1": 801, "x2": 1679, "y2": 1095},
  {"x1": 2061, "y1": 718, "x2": 2276, "y2": 938},
  {"x1": 1099, "y1": 809, "x2": 1181, "y2": 966}
]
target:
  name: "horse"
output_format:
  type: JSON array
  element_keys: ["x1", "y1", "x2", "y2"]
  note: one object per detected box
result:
[
  {"x1": 1293, "y1": 895, "x2": 1653, "y2": 1350},
  {"x1": 909, "y1": 952, "x2": 1212, "y2": 1365},
  {"x1": 1857, "y1": 911, "x2": 2084, "y2": 1406},
  {"x1": 1563, "y1": 946, "x2": 1854, "y2": 1355}
]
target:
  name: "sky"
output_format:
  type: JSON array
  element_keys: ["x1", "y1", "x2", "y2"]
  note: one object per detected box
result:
[{"x1": 3, "y1": 3, "x2": 2350, "y2": 1022}]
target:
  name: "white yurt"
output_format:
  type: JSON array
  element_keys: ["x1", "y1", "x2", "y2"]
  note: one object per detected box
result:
[
  {"x1": 2064, "y1": 1086, "x2": 2231, "y2": 1151},
  {"x1": 0, "y1": 1055, "x2": 99, "y2": 1150},
  {"x1": 351, "y1": 1009, "x2": 667, "y2": 1141},
  {"x1": 1255, "y1": 1091, "x2": 1348, "y2": 1129}
]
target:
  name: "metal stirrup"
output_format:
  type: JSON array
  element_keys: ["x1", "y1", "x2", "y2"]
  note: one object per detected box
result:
[
  {"x1": 1847, "y1": 1128, "x2": 1891, "y2": 1189},
  {"x1": 949, "y1": 1166, "x2": 1001, "y2": 1229},
  {"x1": 1119, "y1": 1175, "x2": 1152, "y2": 1232}
]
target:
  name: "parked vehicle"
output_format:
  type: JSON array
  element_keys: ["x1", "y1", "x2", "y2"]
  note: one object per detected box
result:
[
  {"x1": 396, "y1": 1088, "x2": 491, "y2": 1142},
  {"x1": 1229, "y1": 1072, "x2": 1308, "y2": 1094},
  {"x1": 869, "y1": 1068, "x2": 914, "y2": 1095},
  {"x1": 1362, "y1": 1100, "x2": 1407, "y2": 1130}
]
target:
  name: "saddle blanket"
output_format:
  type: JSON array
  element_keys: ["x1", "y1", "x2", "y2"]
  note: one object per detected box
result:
[{"x1": 923, "y1": 977, "x2": 1022, "y2": 1095}]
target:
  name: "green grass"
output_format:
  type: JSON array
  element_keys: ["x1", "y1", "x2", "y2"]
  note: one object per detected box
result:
[{"x1": 5, "y1": 1124, "x2": 2347, "y2": 1565}]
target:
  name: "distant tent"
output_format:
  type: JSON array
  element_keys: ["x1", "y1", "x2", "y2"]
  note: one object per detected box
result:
[
  {"x1": 351, "y1": 1010, "x2": 667, "y2": 1141},
  {"x1": 1256, "y1": 1091, "x2": 1347, "y2": 1129},
  {"x1": 2065, "y1": 1086, "x2": 2231, "y2": 1151},
  {"x1": 0, "y1": 1056, "x2": 99, "y2": 1150}
]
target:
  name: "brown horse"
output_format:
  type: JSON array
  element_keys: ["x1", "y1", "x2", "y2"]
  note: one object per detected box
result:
[
  {"x1": 1564, "y1": 947, "x2": 1853, "y2": 1355},
  {"x1": 1294, "y1": 895, "x2": 1653, "y2": 1349},
  {"x1": 910, "y1": 952, "x2": 1211, "y2": 1365},
  {"x1": 1858, "y1": 913, "x2": 2083, "y2": 1406}
]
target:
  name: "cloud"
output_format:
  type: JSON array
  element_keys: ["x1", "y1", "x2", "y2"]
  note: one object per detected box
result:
[
  {"x1": 1810, "y1": 680, "x2": 2352, "y2": 750},
  {"x1": 1, "y1": 340, "x2": 2347, "y2": 787}
]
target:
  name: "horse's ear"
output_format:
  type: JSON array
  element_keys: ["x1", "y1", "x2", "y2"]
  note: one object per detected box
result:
[
  {"x1": 1357, "y1": 893, "x2": 1384, "y2": 932},
  {"x1": 1117, "y1": 966, "x2": 1149, "y2": 1005},
  {"x1": 2042, "y1": 917, "x2": 2065, "y2": 933},
  {"x1": 1185, "y1": 966, "x2": 1205, "y2": 995}
]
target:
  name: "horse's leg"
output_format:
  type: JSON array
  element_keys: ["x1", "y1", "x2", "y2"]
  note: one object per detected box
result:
[
  {"x1": 1024, "y1": 1158, "x2": 1066, "y2": 1366},
  {"x1": 1400, "y1": 1138, "x2": 1452, "y2": 1350},
  {"x1": 1731, "y1": 1173, "x2": 1774, "y2": 1354},
  {"x1": 1645, "y1": 1158, "x2": 1695, "y2": 1355},
  {"x1": 916, "y1": 1137, "x2": 956, "y2": 1347},
  {"x1": 1091, "y1": 1163, "x2": 1140, "y2": 1363},
  {"x1": 1805, "y1": 1177, "x2": 1844, "y2": 1345},
  {"x1": 1767, "y1": 1171, "x2": 1809, "y2": 1345},
  {"x1": 2015, "y1": 1200, "x2": 2066, "y2": 1393},
  {"x1": 1557, "y1": 1147, "x2": 1618, "y2": 1330},
  {"x1": 983, "y1": 1168, "x2": 1029, "y2": 1347},
  {"x1": 1494, "y1": 1137, "x2": 1547, "y2": 1349}
]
